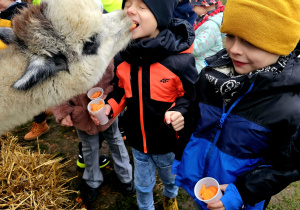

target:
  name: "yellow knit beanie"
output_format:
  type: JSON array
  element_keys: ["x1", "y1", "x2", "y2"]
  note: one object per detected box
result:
[{"x1": 220, "y1": 0, "x2": 300, "y2": 55}]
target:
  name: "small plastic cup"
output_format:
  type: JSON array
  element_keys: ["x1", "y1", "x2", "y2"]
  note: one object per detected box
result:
[
  {"x1": 194, "y1": 177, "x2": 223, "y2": 204},
  {"x1": 87, "y1": 98, "x2": 109, "y2": 125},
  {"x1": 87, "y1": 87, "x2": 104, "y2": 100}
]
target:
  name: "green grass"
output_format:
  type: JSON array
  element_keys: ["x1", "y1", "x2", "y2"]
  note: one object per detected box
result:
[
  {"x1": 220, "y1": 0, "x2": 227, "y2": 5},
  {"x1": 267, "y1": 181, "x2": 300, "y2": 210},
  {"x1": 8, "y1": 115, "x2": 300, "y2": 209}
]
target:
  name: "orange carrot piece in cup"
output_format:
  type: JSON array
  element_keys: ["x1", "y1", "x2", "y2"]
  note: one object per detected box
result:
[
  {"x1": 90, "y1": 91, "x2": 102, "y2": 98},
  {"x1": 199, "y1": 185, "x2": 218, "y2": 200},
  {"x1": 91, "y1": 101, "x2": 104, "y2": 111}
]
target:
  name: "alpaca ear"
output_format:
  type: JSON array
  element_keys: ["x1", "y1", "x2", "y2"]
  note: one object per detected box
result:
[
  {"x1": 0, "y1": 27, "x2": 16, "y2": 45},
  {"x1": 13, "y1": 53, "x2": 68, "y2": 90},
  {"x1": 93, "y1": 0, "x2": 103, "y2": 12}
]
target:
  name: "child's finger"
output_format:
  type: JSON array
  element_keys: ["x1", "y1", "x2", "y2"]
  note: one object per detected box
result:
[
  {"x1": 170, "y1": 111, "x2": 180, "y2": 122},
  {"x1": 219, "y1": 184, "x2": 228, "y2": 192},
  {"x1": 170, "y1": 112, "x2": 184, "y2": 124},
  {"x1": 165, "y1": 111, "x2": 174, "y2": 124},
  {"x1": 206, "y1": 200, "x2": 225, "y2": 210},
  {"x1": 66, "y1": 118, "x2": 73, "y2": 126},
  {"x1": 61, "y1": 115, "x2": 73, "y2": 127},
  {"x1": 61, "y1": 119, "x2": 69, "y2": 127},
  {"x1": 172, "y1": 124, "x2": 184, "y2": 131},
  {"x1": 89, "y1": 113, "x2": 100, "y2": 125},
  {"x1": 172, "y1": 121, "x2": 184, "y2": 131},
  {"x1": 169, "y1": 112, "x2": 184, "y2": 130},
  {"x1": 104, "y1": 104, "x2": 111, "y2": 116},
  {"x1": 66, "y1": 115, "x2": 73, "y2": 126}
]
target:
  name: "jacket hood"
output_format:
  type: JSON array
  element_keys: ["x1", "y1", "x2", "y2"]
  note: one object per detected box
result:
[
  {"x1": 172, "y1": 0, "x2": 197, "y2": 25},
  {"x1": 205, "y1": 49, "x2": 300, "y2": 92},
  {"x1": 208, "y1": 12, "x2": 223, "y2": 29},
  {"x1": 120, "y1": 18, "x2": 195, "y2": 65}
]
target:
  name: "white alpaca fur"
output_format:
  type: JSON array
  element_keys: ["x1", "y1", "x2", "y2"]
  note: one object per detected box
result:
[{"x1": 0, "y1": 0, "x2": 132, "y2": 135}]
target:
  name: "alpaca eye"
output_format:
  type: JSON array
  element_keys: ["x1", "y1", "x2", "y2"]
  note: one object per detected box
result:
[{"x1": 83, "y1": 34, "x2": 100, "y2": 55}]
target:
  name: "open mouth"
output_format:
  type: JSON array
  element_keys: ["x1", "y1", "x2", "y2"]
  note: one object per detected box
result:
[{"x1": 130, "y1": 21, "x2": 140, "y2": 30}]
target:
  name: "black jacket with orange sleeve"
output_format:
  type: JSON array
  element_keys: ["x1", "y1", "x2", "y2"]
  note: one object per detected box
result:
[{"x1": 106, "y1": 19, "x2": 198, "y2": 154}]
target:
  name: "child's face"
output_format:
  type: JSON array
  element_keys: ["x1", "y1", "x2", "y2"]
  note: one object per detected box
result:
[
  {"x1": 124, "y1": 0, "x2": 159, "y2": 40},
  {"x1": 225, "y1": 35, "x2": 280, "y2": 75},
  {"x1": 0, "y1": 0, "x2": 15, "y2": 12},
  {"x1": 192, "y1": 4, "x2": 215, "y2": 16}
]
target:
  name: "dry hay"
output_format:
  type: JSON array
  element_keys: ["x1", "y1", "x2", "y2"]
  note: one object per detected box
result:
[{"x1": 0, "y1": 133, "x2": 81, "y2": 209}]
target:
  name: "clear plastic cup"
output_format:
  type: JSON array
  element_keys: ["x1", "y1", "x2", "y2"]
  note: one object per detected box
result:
[
  {"x1": 194, "y1": 177, "x2": 223, "y2": 204},
  {"x1": 87, "y1": 87, "x2": 104, "y2": 100},
  {"x1": 87, "y1": 98, "x2": 109, "y2": 125}
]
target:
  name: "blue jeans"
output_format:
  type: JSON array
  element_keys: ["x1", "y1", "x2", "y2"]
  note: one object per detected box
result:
[{"x1": 132, "y1": 148, "x2": 178, "y2": 210}]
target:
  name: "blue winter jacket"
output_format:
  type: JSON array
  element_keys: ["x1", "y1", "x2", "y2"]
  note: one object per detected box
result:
[{"x1": 173, "y1": 49, "x2": 300, "y2": 210}]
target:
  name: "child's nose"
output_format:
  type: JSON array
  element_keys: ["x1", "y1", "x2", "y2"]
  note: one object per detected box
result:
[
  {"x1": 126, "y1": 5, "x2": 137, "y2": 15},
  {"x1": 230, "y1": 40, "x2": 243, "y2": 55}
]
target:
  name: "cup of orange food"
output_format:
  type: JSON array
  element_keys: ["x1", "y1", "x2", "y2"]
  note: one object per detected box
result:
[
  {"x1": 194, "y1": 177, "x2": 223, "y2": 204},
  {"x1": 87, "y1": 98, "x2": 109, "y2": 125},
  {"x1": 87, "y1": 87, "x2": 104, "y2": 100}
]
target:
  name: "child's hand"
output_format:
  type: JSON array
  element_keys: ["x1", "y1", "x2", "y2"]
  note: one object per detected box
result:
[
  {"x1": 89, "y1": 104, "x2": 112, "y2": 126},
  {"x1": 61, "y1": 115, "x2": 73, "y2": 127},
  {"x1": 104, "y1": 104, "x2": 112, "y2": 116},
  {"x1": 206, "y1": 184, "x2": 228, "y2": 210},
  {"x1": 89, "y1": 112, "x2": 100, "y2": 125},
  {"x1": 165, "y1": 111, "x2": 184, "y2": 131}
]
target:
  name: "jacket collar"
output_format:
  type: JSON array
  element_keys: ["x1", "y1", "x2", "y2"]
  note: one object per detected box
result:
[
  {"x1": 120, "y1": 18, "x2": 195, "y2": 65},
  {"x1": 204, "y1": 49, "x2": 300, "y2": 92}
]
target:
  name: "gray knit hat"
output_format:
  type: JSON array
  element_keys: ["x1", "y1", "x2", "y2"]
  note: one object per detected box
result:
[{"x1": 122, "y1": 0, "x2": 178, "y2": 30}]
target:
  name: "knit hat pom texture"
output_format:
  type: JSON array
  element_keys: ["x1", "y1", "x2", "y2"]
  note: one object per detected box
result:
[{"x1": 220, "y1": 0, "x2": 300, "y2": 55}]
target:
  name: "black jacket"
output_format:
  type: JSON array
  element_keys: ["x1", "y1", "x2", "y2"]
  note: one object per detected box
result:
[{"x1": 106, "y1": 19, "x2": 198, "y2": 154}]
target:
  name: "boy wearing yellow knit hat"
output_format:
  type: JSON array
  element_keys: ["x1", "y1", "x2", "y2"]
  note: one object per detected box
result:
[{"x1": 173, "y1": 0, "x2": 300, "y2": 209}]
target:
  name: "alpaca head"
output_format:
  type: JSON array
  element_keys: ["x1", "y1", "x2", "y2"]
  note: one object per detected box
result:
[{"x1": 0, "y1": 0, "x2": 132, "y2": 90}]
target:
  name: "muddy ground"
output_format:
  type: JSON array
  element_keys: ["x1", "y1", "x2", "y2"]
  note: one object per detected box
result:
[
  {"x1": 9, "y1": 115, "x2": 298, "y2": 210},
  {"x1": 9, "y1": 115, "x2": 194, "y2": 210}
]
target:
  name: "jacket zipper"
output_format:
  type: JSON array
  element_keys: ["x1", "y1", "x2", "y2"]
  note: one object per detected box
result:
[
  {"x1": 203, "y1": 83, "x2": 254, "y2": 177},
  {"x1": 138, "y1": 67, "x2": 147, "y2": 153}
]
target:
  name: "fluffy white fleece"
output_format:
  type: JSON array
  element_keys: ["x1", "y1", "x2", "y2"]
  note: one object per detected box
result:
[{"x1": 0, "y1": 0, "x2": 132, "y2": 135}]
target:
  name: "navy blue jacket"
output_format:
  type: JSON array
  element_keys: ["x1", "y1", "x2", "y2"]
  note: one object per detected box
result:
[
  {"x1": 174, "y1": 49, "x2": 300, "y2": 209},
  {"x1": 173, "y1": 0, "x2": 197, "y2": 26}
]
